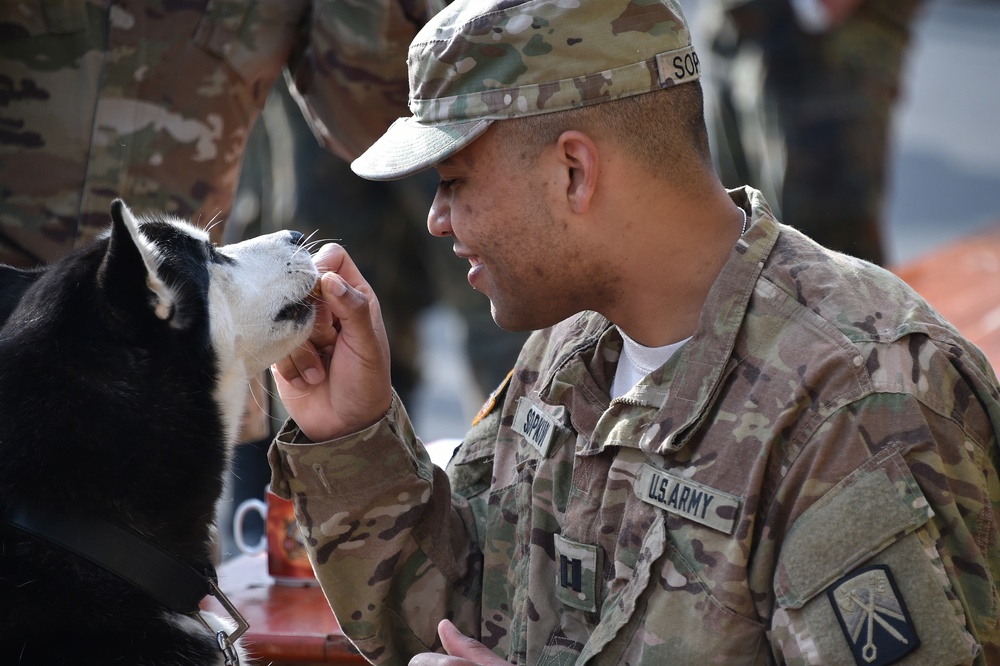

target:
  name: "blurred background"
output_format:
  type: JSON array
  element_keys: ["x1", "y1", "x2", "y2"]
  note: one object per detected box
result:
[{"x1": 878, "y1": 0, "x2": 1000, "y2": 263}]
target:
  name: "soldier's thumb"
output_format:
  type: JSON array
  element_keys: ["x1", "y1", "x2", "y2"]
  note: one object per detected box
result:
[{"x1": 438, "y1": 620, "x2": 505, "y2": 664}]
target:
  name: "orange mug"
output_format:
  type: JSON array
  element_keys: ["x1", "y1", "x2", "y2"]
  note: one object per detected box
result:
[{"x1": 233, "y1": 486, "x2": 317, "y2": 586}]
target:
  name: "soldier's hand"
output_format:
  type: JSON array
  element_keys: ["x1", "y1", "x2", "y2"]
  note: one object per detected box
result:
[
  {"x1": 272, "y1": 243, "x2": 392, "y2": 442},
  {"x1": 408, "y1": 620, "x2": 508, "y2": 665}
]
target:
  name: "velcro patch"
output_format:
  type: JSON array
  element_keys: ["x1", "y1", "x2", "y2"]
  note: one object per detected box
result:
[
  {"x1": 512, "y1": 397, "x2": 558, "y2": 458},
  {"x1": 828, "y1": 565, "x2": 920, "y2": 666},
  {"x1": 636, "y1": 464, "x2": 741, "y2": 534},
  {"x1": 554, "y1": 534, "x2": 599, "y2": 612}
]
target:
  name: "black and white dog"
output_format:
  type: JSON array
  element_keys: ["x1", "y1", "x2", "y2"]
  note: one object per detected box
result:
[{"x1": 0, "y1": 201, "x2": 319, "y2": 664}]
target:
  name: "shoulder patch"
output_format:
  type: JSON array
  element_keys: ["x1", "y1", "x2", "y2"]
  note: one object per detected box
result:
[
  {"x1": 472, "y1": 369, "x2": 513, "y2": 427},
  {"x1": 828, "y1": 564, "x2": 920, "y2": 666}
]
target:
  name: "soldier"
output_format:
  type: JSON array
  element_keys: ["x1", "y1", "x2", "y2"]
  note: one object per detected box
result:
[
  {"x1": 271, "y1": 0, "x2": 1000, "y2": 664},
  {"x1": 0, "y1": 0, "x2": 443, "y2": 267}
]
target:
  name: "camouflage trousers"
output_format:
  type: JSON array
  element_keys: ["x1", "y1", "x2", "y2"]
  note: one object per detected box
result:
[{"x1": 704, "y1": 0, "x2": 925, "y2": 266}]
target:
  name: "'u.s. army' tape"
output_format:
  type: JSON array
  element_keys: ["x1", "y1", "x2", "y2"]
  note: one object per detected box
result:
[{"x1": 636, "y1": 464, "x2": 741, "y2": 534}]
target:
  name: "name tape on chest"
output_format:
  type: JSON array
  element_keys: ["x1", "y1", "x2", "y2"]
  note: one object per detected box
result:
[
  {"x1": 513, "y1": 398, "x2": 558, "y2": 458},
  {"x1": 636, "y1": 464, "x2": 741, "y2": 534}
]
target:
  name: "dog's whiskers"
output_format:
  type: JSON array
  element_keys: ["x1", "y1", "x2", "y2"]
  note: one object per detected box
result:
[
  {"x1": 203, "y1": 211, "x2": 225, "y2": 235},
  {"x1": 290, "y1": 230, "x2": 328, "y2": 260},
  {"x1": 304, "y1": 238, "x2": 341, "y2": 255},
  {"x1": 240, "y1": 365, "x2": 298, "y2": 430}
]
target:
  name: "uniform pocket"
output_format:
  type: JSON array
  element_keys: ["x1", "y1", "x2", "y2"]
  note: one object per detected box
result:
[{"x1": 607, "y1": 532, "x2": 766, "y2": 665}]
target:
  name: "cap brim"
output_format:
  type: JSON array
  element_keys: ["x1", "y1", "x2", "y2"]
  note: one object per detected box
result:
[{"x1": 351, "y1": 116, "x2": 492, "y2": 181}]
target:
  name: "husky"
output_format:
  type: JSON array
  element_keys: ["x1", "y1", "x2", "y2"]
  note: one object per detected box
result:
[{"x1": 0, "y1": 200, "x2": 319, "y2": 665}]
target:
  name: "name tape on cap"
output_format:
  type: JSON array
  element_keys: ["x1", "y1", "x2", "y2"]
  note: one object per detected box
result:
[{"x1": 637, "y1": 464, "x2": 740, "y2": 534}]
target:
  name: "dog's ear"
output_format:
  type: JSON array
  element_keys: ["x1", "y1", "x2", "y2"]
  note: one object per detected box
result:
[{"x1": 100, "y1": 200, "x2": 176, "y2": 323}]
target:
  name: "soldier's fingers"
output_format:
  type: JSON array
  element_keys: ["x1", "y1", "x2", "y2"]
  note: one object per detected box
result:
[
  {"x1": 272, "y1": 336, "x2": 334, "y2": 391},
  {"x1": 313, "y1": 243, "x2": 370, "y2": 291},
  {"x1": 307, "y1": 279, "x2": 340, "y2": 351},
  {"x1": 437, "y1": 620, "x2": 507, "y2": 665}
]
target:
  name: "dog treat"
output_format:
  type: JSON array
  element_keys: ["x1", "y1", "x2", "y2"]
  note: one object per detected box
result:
[{"x1": 310, "y1": 276, "x2": 323, "y2": 299}]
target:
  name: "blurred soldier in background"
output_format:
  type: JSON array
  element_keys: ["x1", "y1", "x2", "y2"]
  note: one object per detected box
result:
[
  {"x1": 0, "y1": 0, "x2": 431, "y2": 268},
  {"x1": 701, "y1": 0, "x2": 925, "y2": 265}
]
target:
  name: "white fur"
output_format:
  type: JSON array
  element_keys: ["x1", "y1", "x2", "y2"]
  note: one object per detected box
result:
[
  {"x1": 116, "y1": 202, "x2": 317, "y2": 448},
  {"x1": 208, "y1": 232, "x2": 318, "y2": 445}
]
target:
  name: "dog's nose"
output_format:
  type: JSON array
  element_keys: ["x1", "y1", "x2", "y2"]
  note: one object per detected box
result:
[{"x1": 288, "y1": 230, "x2": 306, "y2": 246}]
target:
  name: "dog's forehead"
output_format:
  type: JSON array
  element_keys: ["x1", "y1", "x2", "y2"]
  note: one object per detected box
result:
[{"x1": 136, "y1": 214, "x2": 210, "y2": 242}]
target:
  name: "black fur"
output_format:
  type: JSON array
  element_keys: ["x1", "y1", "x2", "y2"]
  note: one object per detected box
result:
[{"x1": 0, "y1": 201, "x2": 313, "y2": 664}]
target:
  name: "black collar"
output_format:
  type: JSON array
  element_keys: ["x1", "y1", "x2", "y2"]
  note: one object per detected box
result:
[{"x1": 3, "y1": 503, "x2": 248, "y2": 663}]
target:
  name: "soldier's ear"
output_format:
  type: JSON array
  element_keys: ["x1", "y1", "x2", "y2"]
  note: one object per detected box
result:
[{"x1": 553, "y1": 130, "x2": 599, "y2": 215}]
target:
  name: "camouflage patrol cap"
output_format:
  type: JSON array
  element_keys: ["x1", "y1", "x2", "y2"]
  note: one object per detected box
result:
[{"x1": 351, "y1": 0, "x2": 701, "y2": 181}]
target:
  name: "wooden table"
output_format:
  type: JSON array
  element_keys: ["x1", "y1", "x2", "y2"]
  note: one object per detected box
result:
[
  {"x1": 893, "y1": 222, "x2": 1000, "y2": 368},
  {"x1": 201, "y1": 553, "x2": 367, "y2": 665}
]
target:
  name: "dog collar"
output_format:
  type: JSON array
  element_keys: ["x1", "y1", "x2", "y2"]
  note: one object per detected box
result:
[{"x1": 3, "y1": 504, "x2": 248, "y2": 665}]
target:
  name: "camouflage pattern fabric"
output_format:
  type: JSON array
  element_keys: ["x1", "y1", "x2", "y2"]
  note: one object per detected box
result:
[
  {"x1": 352, "y1": 0, "x2": 702, "y2": 180},
  {"x1": 269, "y1": 187, "x2": 1000, "y2": 665},
  {"x1": 705, "y1": 0, "x2": 925, "y2": 266},
  {"x1": 0, "y1": 0, "x2": 444, "y2": 268}
]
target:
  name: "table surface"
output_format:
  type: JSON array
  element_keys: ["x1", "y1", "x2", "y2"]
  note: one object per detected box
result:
[
  {"x1": 893, "y1": 222, "x2": 1000, "y2": 369},
  {"x1": 201, "y1": 553, "x2": 367, "y2": 665}
]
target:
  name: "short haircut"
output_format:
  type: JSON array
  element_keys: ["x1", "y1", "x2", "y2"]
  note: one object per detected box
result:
[{"x1": 492, "y1": 81, "x2": 713, "y2": 185}]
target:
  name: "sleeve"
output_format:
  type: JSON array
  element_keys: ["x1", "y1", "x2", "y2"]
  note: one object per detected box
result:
[
  {"x1": 765, "y1": 392, "x2": 1000, "y2": 666},
  {"x1": 267, "y1": 390, "x2": 486, "y2": 665},
  {"x1": 284, "y1": 0, "x2": 448, "y2": 161}
]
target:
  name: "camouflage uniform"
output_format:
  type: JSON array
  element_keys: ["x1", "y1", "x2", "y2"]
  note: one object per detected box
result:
[
  {"x1": 703, "y1": 0, "x2": 925, "y2": 266},
  {"x1": 270, "y1": 187, "x2": 1000, "y2": 665},
  {"x1": 0, "y1": 0, "x2": 443, "y2": 268}
]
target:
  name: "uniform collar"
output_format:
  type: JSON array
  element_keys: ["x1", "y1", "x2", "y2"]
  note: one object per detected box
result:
[
  {"x1": 533, "y1": 187, "x2": 780, "y2": 455},
  {"x1": 638, "y1": 187, "x2": 779, "y2": 454}
]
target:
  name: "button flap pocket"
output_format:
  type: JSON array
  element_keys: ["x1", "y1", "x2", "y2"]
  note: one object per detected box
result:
[{"x1": 774, "y1": 447, "x2": 933, "y2": 609}]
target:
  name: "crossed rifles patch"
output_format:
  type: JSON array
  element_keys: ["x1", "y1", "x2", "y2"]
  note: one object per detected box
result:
[{"x1": 828, "y1": 565, "x2": 920, "y2": 666}]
